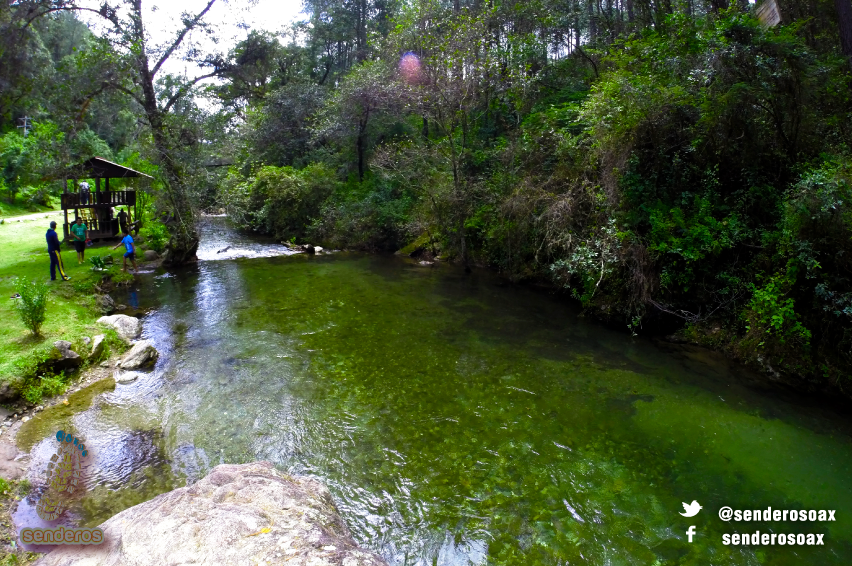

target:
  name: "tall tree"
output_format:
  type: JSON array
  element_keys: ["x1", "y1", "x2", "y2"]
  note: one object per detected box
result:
[
  {"x1": 837, "y1": 0, "x2": 852, "y2": 65},
  {"x1": 12, "y1": 0, "x2": 228, "y2": 263}
]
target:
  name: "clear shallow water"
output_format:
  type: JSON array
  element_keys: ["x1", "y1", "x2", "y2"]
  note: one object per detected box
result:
[{"x1": 16, "y1": 217, "x2": 852, "y2": 565}]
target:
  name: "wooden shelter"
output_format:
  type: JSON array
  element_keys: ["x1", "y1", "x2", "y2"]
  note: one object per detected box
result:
[{"x1": 60, "y1": 157, "x2": 152, "y2": 241}]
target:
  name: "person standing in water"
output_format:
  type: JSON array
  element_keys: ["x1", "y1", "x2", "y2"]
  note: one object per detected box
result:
[
  {"x1": 112, "y1": 231, "x2": 138, "y2": 273},
  {"x1": 70, "y1": 216, "x2": 87, "y2": 264},
  {"x1": 46, "y1": 221, "x2": 70, "y2": 281}
]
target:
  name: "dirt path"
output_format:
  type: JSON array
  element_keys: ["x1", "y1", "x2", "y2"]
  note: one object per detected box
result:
[{"x1": 0, "y1": 210, "x2": 63, "y2": 223}]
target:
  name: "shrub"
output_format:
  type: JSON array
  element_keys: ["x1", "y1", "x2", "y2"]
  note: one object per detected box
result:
[
  {"x1": 139, "y1": 220, "x2": 170, "y2": 253},
  {"x1": 222, "y1": 163, "x2": 337, "y2": 242},
  {"x1": 14, "y1": 278, "x2": 49, "y2": 335}
]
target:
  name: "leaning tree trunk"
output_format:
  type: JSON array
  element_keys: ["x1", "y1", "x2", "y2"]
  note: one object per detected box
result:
[
  {"x1": 133, "y1": 0, "x2": 199, "y2": 265},
  {"x1": 837, "y1": 0, "x2": 852, "y2": 67}
]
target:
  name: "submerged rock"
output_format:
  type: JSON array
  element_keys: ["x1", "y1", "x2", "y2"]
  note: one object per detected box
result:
[
  {"x1": 35, "y1": 461, "x2": 388, "y2": 566},
  {"x1": 118, "y1": 340, "x2": 158, "y2": 370},
  {"x1": 97, "y1": 314, "x2": 141, "y2": 342}
]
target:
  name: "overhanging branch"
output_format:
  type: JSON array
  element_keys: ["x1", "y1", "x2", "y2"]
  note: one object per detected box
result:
[{"x1": 151, "y1": 0, "x2": 218, "y2": 77}]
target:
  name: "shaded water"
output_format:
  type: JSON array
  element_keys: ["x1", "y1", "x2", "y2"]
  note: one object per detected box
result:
[{"x1": 16, "y1": 217, "x2": 852, "y2": 565}]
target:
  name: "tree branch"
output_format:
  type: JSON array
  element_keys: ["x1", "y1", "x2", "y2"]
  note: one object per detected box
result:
[
  {"x1": 162, "y1": 71, "x2": 219, "y2": 113},
  {"x1": 151, "y1": 0, "x2": 218, "y2": 77},
  {"x1": 21, "y1": 5, "x2": 116, "y2": 31}
]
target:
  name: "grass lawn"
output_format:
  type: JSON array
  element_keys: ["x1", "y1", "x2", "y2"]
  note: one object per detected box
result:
[
  {"x1": 0, "y1": 216, "x2": 126, "y2": 391},
  {"x1": 0, "y1": 194, "x2": 59, "y2": 219}
]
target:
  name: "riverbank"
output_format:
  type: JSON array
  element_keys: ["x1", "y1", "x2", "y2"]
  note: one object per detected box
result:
[
  {"x1": 0, "y1": 217, "x2": 163, "y2": 407},
  {"x1": 0, "y1": 348, "x2": 126, "y2": 565}
]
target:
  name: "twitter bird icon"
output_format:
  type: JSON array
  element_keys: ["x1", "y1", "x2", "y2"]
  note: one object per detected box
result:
[{"x1": 680, "y1": 501, "x2": 703, "y2": 517}]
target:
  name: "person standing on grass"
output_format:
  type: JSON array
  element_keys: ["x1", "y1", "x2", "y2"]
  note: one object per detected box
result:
[
  {"x1": 46, "y1": 221, "x2": 70, "y2": 281},
  {"x1": 112, "y1": 231, "x2": 138, "y2": 273},
  {"x1": 71, "y1": 216, "x2": 87, "y2": 264},
  {"x1": 117, "y1": 207, "x2": 129, "y2": 235}
]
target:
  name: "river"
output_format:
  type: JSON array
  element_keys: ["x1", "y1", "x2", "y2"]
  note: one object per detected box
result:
[{"x1": 15, "y1": 217, "x2": 852, "y2": 565}]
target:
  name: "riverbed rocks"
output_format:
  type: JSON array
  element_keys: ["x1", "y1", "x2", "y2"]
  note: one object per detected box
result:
[
  {"x1": 49, "y1": 341, "x2": 82, "y2": 371},
  {"x1": 90, "y1": 334, "x2": 106, "y2": 359},
  {"x1": 143, "y1": 249, "x2": 159, "y2": 261},
  {"x1": 95, "y1": 294, "x2": 115, "y2": 314},
  {"x1": 118, "y1": 340, "x2": 158, "y2": 370},
  {"x1": 97, "y1": 314, "x2": 141, "y2": 342},
  {"x1": 35, "y1": 461, "x2": 388, "y2": 566}
]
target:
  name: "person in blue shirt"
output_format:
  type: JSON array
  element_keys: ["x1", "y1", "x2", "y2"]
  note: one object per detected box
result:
[
  {"x1": 112, "y1": 231, "x2": 138, "y2": 273},
  {"x1": 46, "y1": 221, "x2": 70, "y2": 281}
]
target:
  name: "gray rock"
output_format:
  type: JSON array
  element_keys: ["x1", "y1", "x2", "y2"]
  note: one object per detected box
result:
[
  {"x1": 114, "y1": 370, "x2": 143, "y2": 384},
  {"x1": 35, "y1": 461, "x2": 388, "y2": 566},
  {"x1": 82, "y1": 336, "x2": 91, "y2": 346},
  {"x1": 50, "y1": 340, "x2": 82, "y2": 371},
  {"x1": 0, "y1": 383, "x2": 16, "y2": 403},
  {"x1": 90, "y1": 334, "x2": 107, "y2": 359},
  {"x1": 314, "y1": 245, "x2": 324, "y2": 253},
  {"x1": 97, "y1": 314, "x2": 142, "y2": 342},
  {"x1": 143, "y1": 249, "x2": 159, "y2": 261},
  {"x1": 95, "y1": 294, "x2": 115, "y2": 313},
  {"x1": 118, "y1": 340, "x2": 158, "y2": 370}
]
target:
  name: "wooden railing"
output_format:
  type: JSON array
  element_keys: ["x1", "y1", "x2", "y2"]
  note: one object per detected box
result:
[{"x1": 61, "y1": 190, "x2": 136, "y2": 209}]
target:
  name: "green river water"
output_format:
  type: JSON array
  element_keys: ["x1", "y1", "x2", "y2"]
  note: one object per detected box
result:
[{"x1": 15, "y1": 217, "x2": 852, "y2": 565}]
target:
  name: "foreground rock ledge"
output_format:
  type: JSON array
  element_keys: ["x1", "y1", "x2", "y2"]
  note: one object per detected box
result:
[{"x1": 36, "y1": 461, "x2": 388, "y2": 566}]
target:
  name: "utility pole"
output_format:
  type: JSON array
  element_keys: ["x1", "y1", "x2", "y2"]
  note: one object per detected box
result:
[{"x1": 17, "y1": 116, "x2": 31, "y2": 138}]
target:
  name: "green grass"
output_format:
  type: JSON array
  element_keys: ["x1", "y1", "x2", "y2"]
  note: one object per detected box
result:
[
  {"x1": 0, "y1": 194, "x2": 59, "y2": 219},
  {"x1": 0, "y1": 217, "x2": 126, "y2": 392}
]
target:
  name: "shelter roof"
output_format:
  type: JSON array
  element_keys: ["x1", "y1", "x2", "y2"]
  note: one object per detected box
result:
[{"x1": 69, "y1": 157, "x2": 153, "y2": 180}]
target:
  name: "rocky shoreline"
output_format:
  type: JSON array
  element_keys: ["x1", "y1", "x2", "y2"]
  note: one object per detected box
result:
[{"x1": 0, "y1": 314, "x2": 386, "y2": 566}]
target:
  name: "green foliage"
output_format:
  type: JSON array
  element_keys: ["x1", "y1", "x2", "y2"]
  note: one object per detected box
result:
[
  {"x1": 14, "y1": 278, "x2": 49, "y2": 336},
  {"x1": 110, "y1": 270, "x2": 134, "y2": 286},
  {"x1": 21, "y1": 371, "x2": 69, "y2": 405},
  {"x1": 89, "y1": 255, "x2": 106, "y2": 270},
  {"x1": 746, "y1": 277, "x2": 811, "y2": 346},
  {"x1": 139, "y1": 220, "x2": 170, "y2": 253},
  {"x1": 223, "y1": 163, "x2": 338, "y2": 242}
]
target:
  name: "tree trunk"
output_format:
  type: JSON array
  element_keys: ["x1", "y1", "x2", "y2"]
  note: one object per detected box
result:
[
  {"x1": 837, "y1": 0, "x2": 852, "y2": 66},
  {"x1": 356, "y1": 115, "x2": 367, "y2": 181},
  {"x1": 132, "y1": 0, "x2": 199, "y2": 265}
]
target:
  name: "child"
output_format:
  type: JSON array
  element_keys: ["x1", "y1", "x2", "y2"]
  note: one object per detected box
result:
[
  {"x1": 112, "y1": 231, "x2": 138, "y2": 273},
  {"x1": 71, "y1": 217, "x2": 87, "y2": 264}
]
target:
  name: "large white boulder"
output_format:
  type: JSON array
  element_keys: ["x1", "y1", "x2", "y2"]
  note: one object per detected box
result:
[
  {"x1": 118, "y1": 340, "x2": 158, "y2": 370},
  {"x1": 35, "y1": 461, "x2": 388, "y2": 566},
  {"x1": 96, "y1": 315, "x2": 141, "y2": 342}
]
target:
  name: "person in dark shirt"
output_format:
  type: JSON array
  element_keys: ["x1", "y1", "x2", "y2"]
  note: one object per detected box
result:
[
  {"x1": 46, "y1": 221, "x2": 70, "y2": 281},
  {"x1": 117, "y1": 208, "x2": 129, "y2": 236}
]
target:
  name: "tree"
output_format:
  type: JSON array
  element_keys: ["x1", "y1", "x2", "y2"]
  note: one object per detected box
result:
[
  {"x1": 313, "y1": 61, "x2": 404, "y2": 180},
  {"x1": 11, "y1": 0, "x2": 230, "y2": 264},
  {"x1": 837, "y1": 0, "x2": 852, "y2": 65}
]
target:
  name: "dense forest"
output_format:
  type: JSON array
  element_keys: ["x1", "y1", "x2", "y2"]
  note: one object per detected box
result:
[{"x1": 2, "y1": 0, "x2": 852, "y2": 392}]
